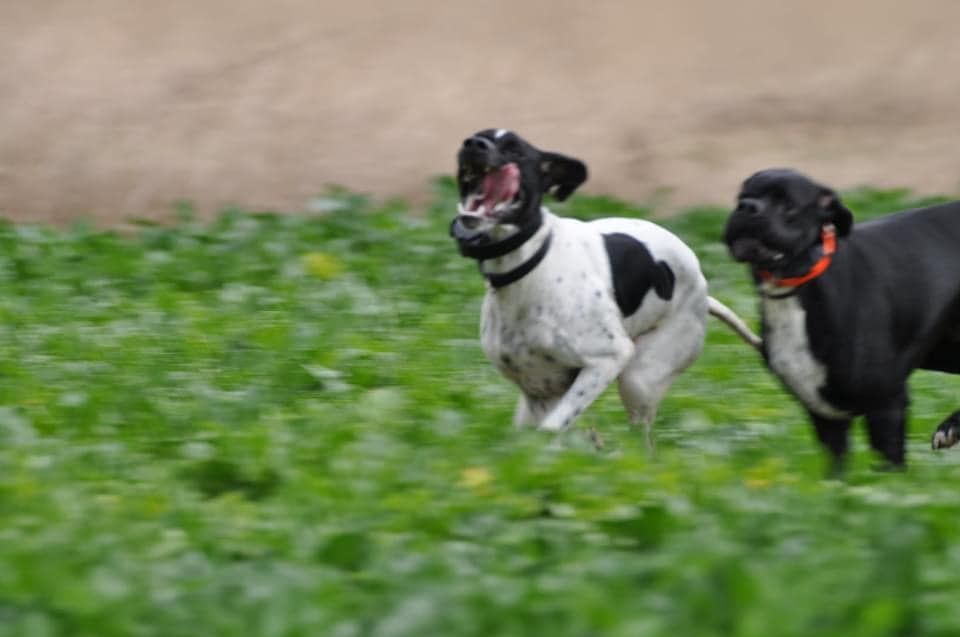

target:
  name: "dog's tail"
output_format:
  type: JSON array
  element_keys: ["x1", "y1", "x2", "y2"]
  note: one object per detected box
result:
[{"x1": 707, "y1": 296, "x2": 762, "y2": 351}]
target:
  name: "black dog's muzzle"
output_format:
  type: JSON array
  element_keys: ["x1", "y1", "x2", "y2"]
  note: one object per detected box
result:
[{"x1": 723, "y1": 207, "x2": 787, "y2": 268}]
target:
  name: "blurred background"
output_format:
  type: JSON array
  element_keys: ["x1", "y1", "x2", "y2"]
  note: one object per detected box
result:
[{"x1": 2, "y1": 0, "x2": 960, "y2": 224}]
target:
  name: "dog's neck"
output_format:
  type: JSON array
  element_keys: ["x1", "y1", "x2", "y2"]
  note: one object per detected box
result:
[
  {"x1": 478, "y1": 209, "x2": 554, "y2": 278},
  {"x1": 455, "y1": 205, "x2": 544, "y2": 261},
  {"x1": 756, "y1": 225, "x2": 837, "y2": 299}
]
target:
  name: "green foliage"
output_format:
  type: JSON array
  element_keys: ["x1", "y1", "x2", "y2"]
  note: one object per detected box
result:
[{"x1": 0, "y1": 187, "x2": 958, "y2": 636}]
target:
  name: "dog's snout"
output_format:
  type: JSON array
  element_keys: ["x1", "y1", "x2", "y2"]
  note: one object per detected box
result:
[{"x1": 463, "y1": 136, "x2": 495, "y2": 151}]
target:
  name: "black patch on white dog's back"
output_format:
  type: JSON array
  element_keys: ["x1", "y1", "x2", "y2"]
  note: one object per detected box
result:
[{"x1": 602, "y1": 233, "x2": 675, "y2": 316}]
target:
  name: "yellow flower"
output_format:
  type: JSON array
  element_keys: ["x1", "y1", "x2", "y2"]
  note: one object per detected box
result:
[
  {"x1": 458, "y1": 467, "x2": 493, "y2": 489},
  {"x1": 744, "y1": 477, "x2": 771, "y2": 489},
  {"x1": 302, "y1": 252, "x2": 343, "y2": 279},
  {"x1": 744, "y1": 458, "x2": 782, "y2": 489}
]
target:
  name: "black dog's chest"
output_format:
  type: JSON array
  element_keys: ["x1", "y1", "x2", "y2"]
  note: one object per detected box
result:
[{"x1": 763, "y1": 295, "x2": 851, "y2": 419}]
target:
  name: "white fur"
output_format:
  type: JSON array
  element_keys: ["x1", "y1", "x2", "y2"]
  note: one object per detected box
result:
[
  {"x1": 761, "y1": 289, "x2": 851, "y2": 419},
  {"x1": 479, "y1": 209, "x2": 709, "y2": 435}
]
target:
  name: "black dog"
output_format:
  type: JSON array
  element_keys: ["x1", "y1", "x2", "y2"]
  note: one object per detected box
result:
[{"x1": 724, "y1": 168, "x2": 960, "y2": 472}]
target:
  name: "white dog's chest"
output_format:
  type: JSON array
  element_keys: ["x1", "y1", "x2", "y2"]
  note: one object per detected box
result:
[
  {"x1": 763, "y1": 295, "x2": 850, "y2": 419},
  {"x1": 481, "y1": 305, "x2": 581, "y2": 400},
  {"x1": 475, "y1": 213, "x2": 688, "y2": 405}
]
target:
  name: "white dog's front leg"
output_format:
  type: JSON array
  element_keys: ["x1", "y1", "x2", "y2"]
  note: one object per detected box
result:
[
  {"x1": 514, "y1": 394, "x2": 560, "y2": 429},
  {"x1": 537, "y1": 346, "x2": 633, "y2": 432},
  {"x1": 513, "y1": 395, "x2": 534, "y2": 428}
]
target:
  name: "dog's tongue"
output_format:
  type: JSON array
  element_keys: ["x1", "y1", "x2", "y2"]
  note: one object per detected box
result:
[{"x1": 480, "y1": 163, "x2": 520, "y2": 213}]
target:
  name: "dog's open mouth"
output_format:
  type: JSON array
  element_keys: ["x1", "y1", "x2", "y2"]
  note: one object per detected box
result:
[
  {"x1": 461, "y1": 163, "x2": 520, "y2": 217},
  {"x1": 729, "y1": 237, "x2": 786, "y2": 266}
]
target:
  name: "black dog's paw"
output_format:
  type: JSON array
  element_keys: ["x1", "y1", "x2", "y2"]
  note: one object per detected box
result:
[
  {"x1": 869, "y1": 460, "x2": 906, "y2": 473},
  {"x1": 931, "y1": 411, "x2": 960, "y2": 450}
]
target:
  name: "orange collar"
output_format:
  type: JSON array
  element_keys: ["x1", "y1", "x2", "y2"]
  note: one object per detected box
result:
[{"x1": 760, "y1": 225, "x2": 837, "y2": 288}]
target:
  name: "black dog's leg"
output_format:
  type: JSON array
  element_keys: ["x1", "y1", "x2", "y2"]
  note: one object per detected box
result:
[
  {"x1": 810, "y1": 413, "x2": 852, "y2": 477},
  {"x1": 932, "y1": 410, "x2": 960, "y2": 450},
  {"x1": 864, "y1": 393, "x2": 908, "y2": 469}
]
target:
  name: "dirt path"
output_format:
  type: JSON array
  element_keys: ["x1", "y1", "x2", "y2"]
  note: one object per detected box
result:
[{"x1": 2, "y1": 1, "x2": 959, "y2": 224}]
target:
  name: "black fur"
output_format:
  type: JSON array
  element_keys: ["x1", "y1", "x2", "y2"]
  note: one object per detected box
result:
[
  {"x1": 724, "y1": 168, "x2": 960, "y2": 471},
  {"x1": 602, "y1": 233, "x2": 675, "y2": 316},
  {"x1": 456, "y1": 129, "x2": 587, "y2": 228}
]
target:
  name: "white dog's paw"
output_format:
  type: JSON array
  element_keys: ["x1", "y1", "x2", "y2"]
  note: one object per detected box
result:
[
  {"x1": 537, "y1": 423, "x2": 564, "y2": 434},
  {"x1": 537, "y1": 415, "x2": 569, "y2": 433}
]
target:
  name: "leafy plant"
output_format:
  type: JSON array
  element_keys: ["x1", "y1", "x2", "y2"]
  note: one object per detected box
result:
[{"x1": 0, "y1": 186, "x2": 957, "y2": 636}]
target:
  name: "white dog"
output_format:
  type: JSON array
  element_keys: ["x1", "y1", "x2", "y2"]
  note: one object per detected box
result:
[{"x1": 449, "y1": 129, "x2": 759, "y2": 442}]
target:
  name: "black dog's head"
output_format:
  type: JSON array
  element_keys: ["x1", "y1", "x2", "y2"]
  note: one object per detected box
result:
[
  {"x1": 453, "y1": 129, "x2": 587, "y2": 236},
  {"x1": 723, "y1": 168, "x2": 853, "y2": 271}
]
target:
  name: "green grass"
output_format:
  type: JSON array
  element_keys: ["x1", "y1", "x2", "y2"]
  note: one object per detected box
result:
[{"x1": 0, "y1": 178, "x2": 959, "y2": 636}]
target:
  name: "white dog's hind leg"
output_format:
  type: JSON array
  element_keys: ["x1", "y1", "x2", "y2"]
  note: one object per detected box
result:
[
  {"x1": 618, "y1": 365, "x2": 675, "y2": 454},
  {"x1": 617, "y1": 306, "x2": 707, "y2": 452}
]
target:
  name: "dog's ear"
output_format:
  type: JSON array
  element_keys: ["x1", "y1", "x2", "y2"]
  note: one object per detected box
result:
[
  {"x1": 817, "y1": 189, "x2": 853, "y2": 237},
  {"x1": 540, "y1": 152, "x2": 588, "y2": 201}
]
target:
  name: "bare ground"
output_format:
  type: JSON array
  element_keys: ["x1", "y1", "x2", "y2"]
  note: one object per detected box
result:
[{"x1": 2, "y1": 0, "x2": 960, "y2": 224}]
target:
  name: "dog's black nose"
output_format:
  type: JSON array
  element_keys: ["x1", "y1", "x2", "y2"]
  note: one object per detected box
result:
[{"x1": 462, "y1": 136, "x2": 495, "y2": 151}]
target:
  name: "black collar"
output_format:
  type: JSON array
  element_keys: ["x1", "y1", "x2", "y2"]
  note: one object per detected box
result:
[
  {"x1": 483, "y1": 232, "x2": 553, "y2": 288},
  {"x1": 452, "y1": 211, "x2": 542, "y2": 260},
  {"x1": 450, "y1": 210, "x2": 552, "y2": 288}
]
